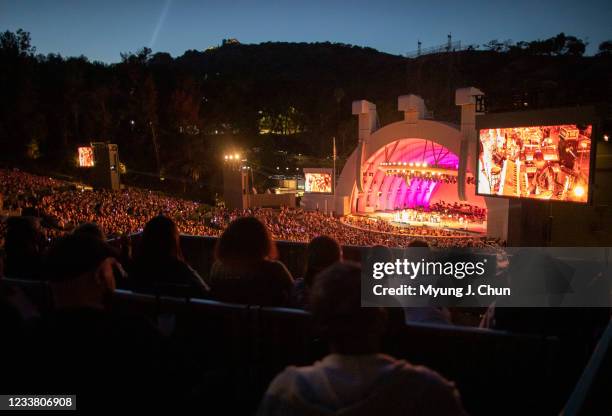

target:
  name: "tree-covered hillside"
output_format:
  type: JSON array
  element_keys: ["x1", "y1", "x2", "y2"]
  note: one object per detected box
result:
[{"x1": 1, "y1": 30, "x2": 610, "y2": 200}]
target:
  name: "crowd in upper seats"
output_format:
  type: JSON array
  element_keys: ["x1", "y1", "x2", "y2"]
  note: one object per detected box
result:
[
  {"x1": 0, "y1": 168, "x2": 502, "y2": 249},
  {"x1": 0, "y1": 169, "x2": 65, "y2": 211}
]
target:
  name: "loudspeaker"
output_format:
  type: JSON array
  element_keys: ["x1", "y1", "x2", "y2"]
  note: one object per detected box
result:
[
  {"x1": 91, "y1": 142, "x2": 121, "y2": 191},
  {"x1": 223, "y1": 163, "x2": 248, "y2": 210}
]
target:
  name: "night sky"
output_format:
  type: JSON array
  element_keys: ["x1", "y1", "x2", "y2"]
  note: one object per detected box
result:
[{"x1": 1, "y1": 0, "x2": 611, "y2": 62}]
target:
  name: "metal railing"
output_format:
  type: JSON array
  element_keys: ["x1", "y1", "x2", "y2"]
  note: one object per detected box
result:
[{"x1": 406, "y1": 40, "x2": 465, "y2": 58}]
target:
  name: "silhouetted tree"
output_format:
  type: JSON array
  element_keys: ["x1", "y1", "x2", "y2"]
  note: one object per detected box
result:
[{"x1": 597, "y1": 40, "x2": 612, "y2": 56}]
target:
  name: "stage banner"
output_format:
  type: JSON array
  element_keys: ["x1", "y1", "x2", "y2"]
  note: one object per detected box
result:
[{"x1": 361, "y1": 247, "x2": 612, "y2": 308}]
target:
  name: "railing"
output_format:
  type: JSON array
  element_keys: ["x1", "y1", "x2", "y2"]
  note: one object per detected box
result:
[
  {"x1": 406, "y1": 40, "x2": 471, "y2": 58},
  {"x1": 118, "y1": 233, "x2": 366, "y2": 279}
]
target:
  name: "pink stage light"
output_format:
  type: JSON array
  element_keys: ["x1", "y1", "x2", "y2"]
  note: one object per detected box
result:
[{"x1": 357, "y1": 139, "x2": 460, "y2": 211}]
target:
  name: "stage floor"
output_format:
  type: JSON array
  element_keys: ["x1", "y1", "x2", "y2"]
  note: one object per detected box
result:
[{"x1": 358, "y1": 211, "x2": 487, "y2": 234}]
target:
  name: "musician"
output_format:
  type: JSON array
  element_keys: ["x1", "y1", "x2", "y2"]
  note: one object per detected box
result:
[{"x1": 530, "y1": 154, "x2": 561, "y2": 198}]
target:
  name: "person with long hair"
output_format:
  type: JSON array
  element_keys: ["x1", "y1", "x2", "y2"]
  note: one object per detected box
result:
[
  {"x1": 128, "y1": 215, "x2": 208, "y2": 296},
  {"x1": 208, "y1": 216, "x2": 293, "y2": 306},
  {"x1": 292, "y1": 235, "x2": 342, "y2": 309}
]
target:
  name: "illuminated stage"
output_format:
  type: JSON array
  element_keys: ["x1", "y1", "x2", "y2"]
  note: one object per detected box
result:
[
  {"x1": 305, "y1": 89, "x2": 514, "y2": 241},
  {"x1": 358, "y1": 211, "x2": 487, "y2": 235}
]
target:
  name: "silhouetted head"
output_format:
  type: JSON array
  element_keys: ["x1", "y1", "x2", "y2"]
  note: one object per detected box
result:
[
  {"x1": 4, "y1": 216, "x2": 43, "y2": 278},
  {"x1": 310, "y1": 262, "x2": 387, "y2": 354},
  {"x1": 215, "y1": 216, "x2": 277, "y2": 265},
  {"x1": 304, "y1": 235, "x2": 342, "y2": 288},
  {"x1": 46, "y1": 233, "x2": 117, "y2": 309},
  {"x1": 139, "y1": 215, "x2": 183, "y2": 261},
  {"x1": 366, "y1": 244, "x2": 393, "y2": 267},
  {"x1": 5, "y1": 216, "x2": 41, "y2": 252},
  {"x1": 74, "y1": 222, "x2": 106, "y2": 242}
]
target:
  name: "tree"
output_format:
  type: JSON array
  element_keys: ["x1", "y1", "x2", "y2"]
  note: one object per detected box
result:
[
  {"x1": 482, "y1": 39, "x2": 506, "y2": 53},
  {"x1": 523, "y1": 33, "x2": 586, "y2": 56},
  {"x1": 597, "y1": 40, "x2": 612, "y2": 56},
  {"x1": 0, "y1": 29, "x2": 35, "y2": 58},
  {"x1": 564, "y1": 36, "x2": 586, "y2": 57},
  {"x1": 141, "y1": 74, "x2": 161, "y2": 174},
  {"x1": 120, "y1": 46, "x2": 152, "y2": 65}
]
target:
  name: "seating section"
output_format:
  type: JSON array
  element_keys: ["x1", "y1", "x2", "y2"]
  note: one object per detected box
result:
[
  {"x1": 2, "y1": 278, "x2": 53, "y2": 311},
  {"x1": 106, "y1": 289, "x2": 575, "y2": 415},
  {"x1": 253, "y1": 306, "x2": 328, "y2": 400},
  {"x1": 384, "y1": 322, "x2": 564, "y2": 415},
  {"x1": 2, "y1": 279, "x2": 589, "y2": 415},
  {"x1": 111, "y1": 289, "x2": 158, "y2": 320}
]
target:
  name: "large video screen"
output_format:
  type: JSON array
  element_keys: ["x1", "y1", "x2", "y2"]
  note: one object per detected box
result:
[
  {"x1": 305, "y1": 172, "x2": 332, "y2": 193},
  {"x1": 477, "y1": 124, "x2": 593, "y2": 203},
  {"x1": 78, "y1": 146, "x2": 94, "y2": 167}
]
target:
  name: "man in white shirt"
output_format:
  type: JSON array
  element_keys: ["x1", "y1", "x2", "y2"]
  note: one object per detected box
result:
[{"x1": 258, "y1": 262, "x2": 467, "y2": 416}]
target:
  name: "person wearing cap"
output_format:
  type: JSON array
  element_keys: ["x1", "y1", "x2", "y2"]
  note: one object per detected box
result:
[{"x1": 28, "y1": 233, "x2": 175, "y2": 410}]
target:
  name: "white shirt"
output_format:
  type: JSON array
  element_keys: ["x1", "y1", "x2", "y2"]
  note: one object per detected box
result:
[{"x1": 258, "y1": 353, "x2": 467, "y2": 416}]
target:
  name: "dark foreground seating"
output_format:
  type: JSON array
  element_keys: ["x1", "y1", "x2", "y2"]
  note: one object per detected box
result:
[
  {"x1": 111, "y1": 289, "x2": 157, "y2": 320},
  {"x1": 111, "y1": 290, "x2": 259, "y2": 412},
  {"x1": 251, "y1": 308, "x2": 568, "y2": 415},
  {"x1": 252, "y1": 306, "x2": 328, "y2": 401},
  {"x1": 2, "y1": 277, "x2": 53, "y2": 311},
  {"x1": 158, "y1": 295, "x2": 253, "y2": 365},
  {"x1": 384, "y1": 322, "x2": 563, "y2": 415},
  {"x1": 563, "y1": 317, "x2": 612, "y2": 416},
  {"x1": 1, "y1": 281, "x2": 590, "y2": 415},
  {"x1": 109, "y1": 289, "x2": 573, "y2": 415},
  {"x1": 111, "y1": 290, "x2": 253, "y2": 365}
]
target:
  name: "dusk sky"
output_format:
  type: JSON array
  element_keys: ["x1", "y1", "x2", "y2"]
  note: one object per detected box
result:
[{"x1": 1, "y1": 0, "x2": 611, "y2": 62}]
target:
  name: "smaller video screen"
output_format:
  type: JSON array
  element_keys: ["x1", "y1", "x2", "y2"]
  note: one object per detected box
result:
[
  {"x1": 78, "y1": 146, "x2": 94, "y2": 167},
  {"x1": 304, "y1": 171, "x2": 332, "y2": 193},
  {"x1": 477, "y1": 124, "x2": 593, "y2": 203}
]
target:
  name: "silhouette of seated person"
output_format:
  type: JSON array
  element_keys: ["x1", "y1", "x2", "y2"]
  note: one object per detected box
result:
[
  {"x1": 4, "y1": 216, "x2": 44, "y2": 279},
  {"x1": 128, "y1": 215, "x2": 209, "y2": 297},
  {"x1": 0, "y1": 291, "x2": 30, "y2": 393},
  {"x1": 208, "y1": 216, "x2": 293, "y2": 306},
  {"x1": 481, "y1": 249, "x2": 610, "y2": 342},
  {"x1": 73, "y1": 222, "x2": 106, "y2": 242},
  {"x1": 31, "y1": 233, "x2": 174, "y2": 410},
  {"x1": 292, "y1": 235, "x2": 342, "y2": 309},
  {"x1": 402, "y1": 240, "x2": 452, "y2": 325},
  {"x1": 258, "y1": 262, "x2": 467, "y2": 416}
]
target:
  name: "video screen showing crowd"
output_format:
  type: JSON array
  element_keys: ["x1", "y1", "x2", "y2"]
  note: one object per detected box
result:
[
  {"x1": 477, "y1": 124, "x2": 593, "y2": 203},
  {"x1": 304, "y1": 172, "x2": 332, "y2": 193},
  {"x1": 77, "y1": 147, "x2": 94, "y2": 168}
]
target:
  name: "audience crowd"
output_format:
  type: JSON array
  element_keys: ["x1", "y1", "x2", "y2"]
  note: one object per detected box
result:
[
  {"x1": 0, "y1": 169, "x2": 500, "y2": 249},
  {"x1": 0, "y1": 169, "x2": 607, "y2": 413}
]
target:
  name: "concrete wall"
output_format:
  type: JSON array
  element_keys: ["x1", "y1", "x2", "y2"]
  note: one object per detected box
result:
[
  {"x1": 301, "y1": 193, "x2": 336, "y2": 213},
  {"x1": 248, "y1": 193, "x2": 296, "y2": 208}
]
